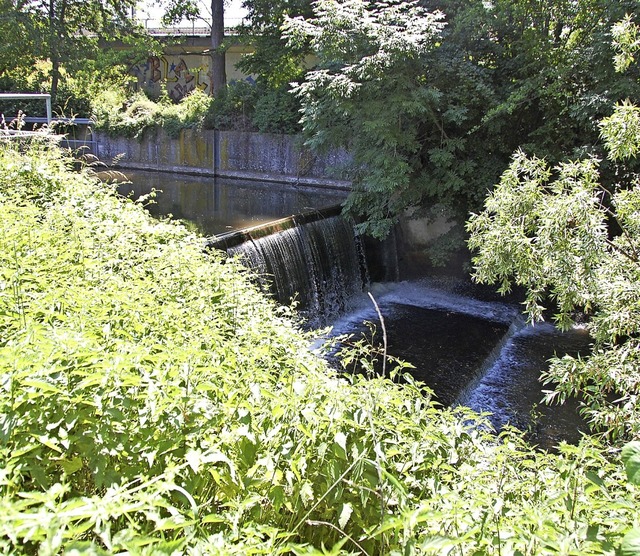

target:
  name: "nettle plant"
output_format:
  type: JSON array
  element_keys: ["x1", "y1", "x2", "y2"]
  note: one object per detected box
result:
[{"x1": 0, "y1": 139, "x2": 638, "y2": 553}]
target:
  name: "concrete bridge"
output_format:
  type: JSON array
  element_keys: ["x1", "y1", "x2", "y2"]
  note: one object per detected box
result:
[{"x1": 125, "y1": 31, "x2": 255, "y2": 102}]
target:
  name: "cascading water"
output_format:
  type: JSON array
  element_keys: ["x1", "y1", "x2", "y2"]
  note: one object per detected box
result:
[
  {"x1": 208, "y1": 207, "x2": 369, "y2": 325},
  {"x1": 324, "y1": 278, "x2": 591, "y2": 449},
  {"x1": 119, "y1": 169, "x2": 590, "y2": 448}
]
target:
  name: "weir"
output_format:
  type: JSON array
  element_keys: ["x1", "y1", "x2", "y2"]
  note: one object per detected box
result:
[
  {"x1": 206, "y1": 205, "x2": 369, "y2": 324},
  {"x1": 115, "y1": 170, "x2": 588, "y2": 448}
]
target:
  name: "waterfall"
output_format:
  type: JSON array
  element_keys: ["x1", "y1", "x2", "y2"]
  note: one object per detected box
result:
[{"x1": 207, "y1": 206, "x2": 369, "y2": 325}]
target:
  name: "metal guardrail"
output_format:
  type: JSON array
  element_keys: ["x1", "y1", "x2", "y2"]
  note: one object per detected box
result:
[
  {"x1": 0, "y1": 93, "x2": 52, "y2": 123},
  {"x1": 143, "y1": 21, "x2": 245, "y2": 36},
  {"x1": 24, "y1": 116, "x2": 93, "y2": 126},
  {"x1": 0, "y1": 96, "x2": 96, "y2": 154}
]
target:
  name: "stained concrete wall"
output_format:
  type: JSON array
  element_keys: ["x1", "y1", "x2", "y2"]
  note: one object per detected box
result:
[
  {"x1": 95, "y1": 128, "x2": 463, "y2": 275},
  {"x1": 95, "y1": 128, "x2": 350, "y2": 188}
]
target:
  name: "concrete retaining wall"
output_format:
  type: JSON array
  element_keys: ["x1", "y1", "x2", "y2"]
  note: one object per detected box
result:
[
  {"x1": 95, "y1": 128, "x2": 350, "y2": 188},
  {"x1": 94, "y1": 128, "x2": 464, "y2": 275}
]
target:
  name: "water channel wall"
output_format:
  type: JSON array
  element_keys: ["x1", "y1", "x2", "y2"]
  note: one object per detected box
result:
[
  {"x1": 95, "y1": 128, "x2": 351, "y2": 189},
  {"x1": 94, "y1": 128, "x2": 460, "y2": 277}
]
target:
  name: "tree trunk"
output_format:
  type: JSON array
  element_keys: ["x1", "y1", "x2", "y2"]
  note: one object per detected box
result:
[
  {"x1": 210, "y1": 0, "x2": 226, "y2": 96},
  {"x1": 49, "y1": 0, "x2": 68, "y2": 108}
]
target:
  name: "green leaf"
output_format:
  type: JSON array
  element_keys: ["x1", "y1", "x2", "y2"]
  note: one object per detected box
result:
[
  {"x1": 154, "y1": 518, "x2": 196, "y2": 531},
  {"x1": 59, "y1": 456, "x2": 84, "y2": 475},
  {"x1": 338, "y1": 502, "x2": 353, "y2": 529},
  {"x1": 622, "y1": 442, "x2": 640, "y2": 485},
  {"x1": 621, "y1": 529, "x2": 640, "y2": 556},
  {"x1": 201, "y1": 514, "x2": 226, "y2": 524}
]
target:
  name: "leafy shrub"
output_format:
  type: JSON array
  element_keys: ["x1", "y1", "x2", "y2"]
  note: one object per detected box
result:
[
  {"x1": 204, "y1": 79, "x2": 260, "y2": 131},
  {"x1": 91, "y1": 90, "x2": 161, "y2": 137},
  {"x1": 0, "y1": 141, "x2": 638, "y2": 554},
  {"x1": 93, "y1": 88, "x2": 213, "y2": 139},
  {"x1": 253, "y1": 84, "x2": 302, "y2": 134},
  {"x1": 90, "y1": 79, "x2": 302, "y2": 136},
  {"x1": 160, "y1": 88, "x2": 213, "y2": 138}
]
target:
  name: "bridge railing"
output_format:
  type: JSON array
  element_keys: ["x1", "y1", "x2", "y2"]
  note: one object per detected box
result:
[{"x1": 0, "y1": 93, "x2": 52, "y2": 123}]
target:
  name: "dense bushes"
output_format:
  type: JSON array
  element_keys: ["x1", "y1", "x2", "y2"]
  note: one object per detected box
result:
[
  {"x1": 0, "y1": 140, "x2": 638, "y2": 554},
  {"x1": 91, "y1": 80, "x2": 302, "y2": 138},
  {"x1": 91, "y1": 88, "x2": 213, "y2": 138}
]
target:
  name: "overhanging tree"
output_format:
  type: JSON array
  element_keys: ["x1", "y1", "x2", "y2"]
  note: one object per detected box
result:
[
  {"x1": 0, "y1": 1, "x2": 41, "y2": 78},
  {"x1": 287, "y1": 0, "x2": 639, "y2": 255},
  {"x1": 237, "y1": 0, "x2": 313, "y2": 87},
  {"x1": 467, "y1": 15, "x2": 640, "y2": 441},
  {"x1": 285, "y1": 0, "x2": 446, "y2": 239}
]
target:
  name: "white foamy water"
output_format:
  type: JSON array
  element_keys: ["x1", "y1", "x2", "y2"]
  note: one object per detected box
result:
[{"x1": 316, "y1": 277, "x2": 590, "y2": 448}]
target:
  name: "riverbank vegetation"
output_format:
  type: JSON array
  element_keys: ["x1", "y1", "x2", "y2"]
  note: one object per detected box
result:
[
  {"x1": 467, "y1": 14, "x2": 640, "y2": 442},
  {"x1": 0, "y1": 138, "x2": 639, "y2": 554},
  {"x1": 4, "y1": 1, "x2": 640, "y2": 553}
]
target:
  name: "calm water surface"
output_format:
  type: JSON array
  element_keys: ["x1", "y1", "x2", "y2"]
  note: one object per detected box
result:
[{"x1": 116, "y1": 169, "x2": 348, "y2": 235}]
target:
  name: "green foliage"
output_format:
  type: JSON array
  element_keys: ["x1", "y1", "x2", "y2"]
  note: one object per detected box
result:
[
  {"x1": 6, "y1": 0, "x2": 143, "y2": 104},
  {"x1": 160, "y1": 88, "x2": 213, "y2": 138},
  {"x1": 0, "y1": 0, "x2": 157, "y2": 117},
  {"x1": 92, "y1": 90, "x2": 160, "y2": 137},
  {"x1": 467, "y1": 17, "x2": 640, "y2": 441},
  {"x1": 237, "y1": 0, "x2": 313, "y2": 87},
  {"x1": 466, "y1": 148, "x2": 640, "y2": 439},
  {"x1": 612, "y1": 15, "x2": 640, "y2": 73},
  {"x1": 205, "y1": 79, "x2": 260, "y2": 131},
  {"x1": 1, "y1": 140, "x2": 639, "y2": 553},
  {"x1": 621, "y1": 442, "x2": 640, "y2": 555},
  {"x1": 285, "y1": 0, "x2": 640, "y2": 252},
  {"x1": 286, "y1": 0, "x2": 446, "y2": 239},
  {"x1": 92, "y1": 80, "x2": 298, "y2": 136},
  {"x1": 92, "y1": 88, "x2": 212, "y2": 138},
  {"x1": 253, "y1": 84, "x2": 302, "y2": 134},
  {"x1": 0, "y1": 0, "x2": 40, "y2": 77},
  {"x1": 200, "y1": 80, "x2": 302, "y2": 134}
]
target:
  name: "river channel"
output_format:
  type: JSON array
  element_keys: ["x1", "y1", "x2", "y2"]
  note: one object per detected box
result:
[
  {"x1": 117, "y1": 169, "x2": 592, "y2": 450},
  {"x1": 116, "y1": 169, "x2": 348, "y2": 235}
]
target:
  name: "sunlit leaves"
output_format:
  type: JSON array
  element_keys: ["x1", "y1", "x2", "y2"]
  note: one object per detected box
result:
[
  {"x1": 600, "y1": 100, "x2": 640, "y2": 161},
  {"x1": 285, "y1": 0, "x2": 445, "y2": 239},
  {"x1": 468, "y1": 21, "x2": 640, "y2": 441},
  {"x1": 1, "y1": 141, "x2": 639, "y2": 553},
  {"x1": 612, "y1": 15, "x2": 640, "y2": 73},
  {"x1": 467, "y1": 145, "x2": 640, "y2": 439}
]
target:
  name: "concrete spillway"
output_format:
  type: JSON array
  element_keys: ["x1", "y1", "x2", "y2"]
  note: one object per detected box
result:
[{"x1": 206, "y1": 205, "x2": 369, "y2": 326}]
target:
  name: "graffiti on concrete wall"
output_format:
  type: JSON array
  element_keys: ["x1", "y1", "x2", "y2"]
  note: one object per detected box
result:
[{"x1": 131, "y1": 56, "x2": 211, "y2": 101}]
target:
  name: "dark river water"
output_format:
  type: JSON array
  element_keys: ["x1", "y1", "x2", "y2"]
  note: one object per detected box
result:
[
  {"x1": 115, "y1": 170, "x2": 348, "y2": 235},
  {"x1": 321, "y1": 280, "x2": 591, "y2": 450},
  {"x1": 116, "y1": 170, "x2": 592, "y2": 450}
]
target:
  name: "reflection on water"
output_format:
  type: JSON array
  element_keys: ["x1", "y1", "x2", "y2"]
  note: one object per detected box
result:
[{"x1": 116, "y1": 170, "x2": 348, "y2": 236}]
